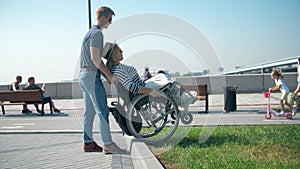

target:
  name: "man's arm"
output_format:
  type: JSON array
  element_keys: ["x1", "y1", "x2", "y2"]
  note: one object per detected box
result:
[{"x1": 90, "y1": 47, "x2": 113, "y2": 84}]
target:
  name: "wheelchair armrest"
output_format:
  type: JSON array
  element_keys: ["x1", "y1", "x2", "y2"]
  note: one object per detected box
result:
[{"x1": 159, "y1": 82, "x2": 177, "y2": 92}]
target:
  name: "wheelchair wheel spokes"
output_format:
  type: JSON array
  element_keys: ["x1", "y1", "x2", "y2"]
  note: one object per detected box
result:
[
  {"x1": 134, "y1": 101, "x2": 168, "y2": 137},
  {"x1": 127, "y1": 94, "x2": 180, "y2": 145}
]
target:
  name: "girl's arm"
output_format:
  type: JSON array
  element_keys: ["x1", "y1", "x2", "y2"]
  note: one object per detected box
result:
[
  {"x1": 138, "y1": 87, "x2": 161, "y2": 97},
  {"x1": 113, "y1": 67, "x2": 161, "y2": 97},
  {"x1": 269, "y1": 84, "x2": 280, "y2": 92}
]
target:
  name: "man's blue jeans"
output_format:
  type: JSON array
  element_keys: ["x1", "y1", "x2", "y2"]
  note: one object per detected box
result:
[{"x1": 79, "y1": 71, "x2": 112, "y2": 145}]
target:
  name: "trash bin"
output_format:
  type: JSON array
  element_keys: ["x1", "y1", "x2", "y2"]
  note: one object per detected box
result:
[{"x1": 223, "y1": 86, "x2": 238, "y2": 112}]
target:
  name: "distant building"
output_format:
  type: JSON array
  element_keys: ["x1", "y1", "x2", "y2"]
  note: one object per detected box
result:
[{"x1": 225, "y1": 56, "x2": 299, "y2": 75}]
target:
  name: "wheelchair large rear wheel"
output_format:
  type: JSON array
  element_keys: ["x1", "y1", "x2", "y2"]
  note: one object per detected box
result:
[{"x1": 126, "y1": 94, "x2": 180, "y2": 145}]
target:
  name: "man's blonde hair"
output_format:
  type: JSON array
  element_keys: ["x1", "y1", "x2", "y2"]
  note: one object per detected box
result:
[{"x1": 95, "y1": 6, "x2": 115, "y2": 19}]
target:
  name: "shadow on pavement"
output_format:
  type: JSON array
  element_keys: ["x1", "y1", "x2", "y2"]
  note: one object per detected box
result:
[
  {"x1": 177, "y1": 134, "x2": 250, "y2": 148},
  {"x1": 190, "y1": 110, "x2": 266, "y2": 115},
  {"x1": 1, "y1": 112, "x2": 69, "y2": 117}
]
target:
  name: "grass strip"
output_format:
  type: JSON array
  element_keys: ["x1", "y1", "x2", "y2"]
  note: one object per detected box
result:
[{"x1": 155, "y1": 125, "x2": 300, "y2": 169}]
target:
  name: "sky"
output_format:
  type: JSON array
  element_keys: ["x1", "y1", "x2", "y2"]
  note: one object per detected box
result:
[{"x1": 0, "y1": 0, "x2": 300, "y2": 84}]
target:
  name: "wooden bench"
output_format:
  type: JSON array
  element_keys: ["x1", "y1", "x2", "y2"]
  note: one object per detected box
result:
[
  {"x1": 183, "y1": 84, "x2": 208, "y2": 113},
  {"x1": 0, "y1": 90, "x2": 53, "y2": 115}
]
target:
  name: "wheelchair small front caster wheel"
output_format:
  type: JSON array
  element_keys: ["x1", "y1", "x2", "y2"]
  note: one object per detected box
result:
[{"x1": 181, "y1": 113, "x2": 193, "y2": 125}]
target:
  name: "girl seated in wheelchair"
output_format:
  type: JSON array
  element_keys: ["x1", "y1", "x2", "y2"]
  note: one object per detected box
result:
[
  {"x1": 103, "y1": 42, "x2": 198, "y2": 143},
  {"x1": 102, "y1": 42, "x2": 197, "y2": 108}
]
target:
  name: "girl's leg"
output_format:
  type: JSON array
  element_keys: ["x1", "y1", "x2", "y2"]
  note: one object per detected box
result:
[
  {"x1": 280, "y1": 93, "x2": 290, "y2": 113},
  {"x1": 280, "y1": 100, "x2": 285, "y2": 112}
]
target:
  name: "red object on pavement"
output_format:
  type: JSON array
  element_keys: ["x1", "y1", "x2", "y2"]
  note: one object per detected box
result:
[{"x1": 263, "y1": 92, "x2": 270, "y2": 98}]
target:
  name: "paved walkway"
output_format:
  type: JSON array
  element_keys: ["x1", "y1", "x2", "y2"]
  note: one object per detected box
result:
[{"x1": 0, "y1": 93, "x2": 299, "y2": 168}]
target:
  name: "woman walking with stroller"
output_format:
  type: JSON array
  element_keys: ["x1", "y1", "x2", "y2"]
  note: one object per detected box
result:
[{"x1": 269, "y1": 70, "x2": 296, "y2": 116}]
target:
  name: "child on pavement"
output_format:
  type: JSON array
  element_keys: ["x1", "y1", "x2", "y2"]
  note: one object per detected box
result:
[
  {"x1": 269, "y1": 70, "x2": 296, "y2": 116},
  {"x1": 291, "y1": 57, "x2": 300, "y2": 116},
  {"x1": 290, "y1": 57, "x2": 300, "y2": 116},
  {"x1": 293, "y1": 57, "x2": 300, "y2": 97}
]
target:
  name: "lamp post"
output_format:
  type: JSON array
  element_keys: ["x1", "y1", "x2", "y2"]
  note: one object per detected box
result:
[{"x1": 88, "y1": 0, "x2": 92, "y2": 29}]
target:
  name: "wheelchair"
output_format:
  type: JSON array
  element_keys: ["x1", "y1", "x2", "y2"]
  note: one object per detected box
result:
[{"x1": 110, "y1": 81, "x2": 196, "y2": 145}]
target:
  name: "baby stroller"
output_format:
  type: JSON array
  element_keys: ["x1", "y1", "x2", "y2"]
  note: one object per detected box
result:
[{"x1": 110, "y1": 79, "x2": 197, "y2": 145}]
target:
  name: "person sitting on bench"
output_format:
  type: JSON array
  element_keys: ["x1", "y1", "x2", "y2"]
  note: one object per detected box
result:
[
  {"x1": 23, "y1": 77, "x2": 60, "y2": 113},
  {"x1": 9, "y1": 75, "x2": 32, "y2": 113}
]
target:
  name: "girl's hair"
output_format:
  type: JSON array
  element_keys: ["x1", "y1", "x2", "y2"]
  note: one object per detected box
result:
[
  {"x1": 271, "y1": 70, "x2": 283, "y2": 78},
  {"x1": 106, "y1": 45, "x2": 120, "y2": 71}
]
